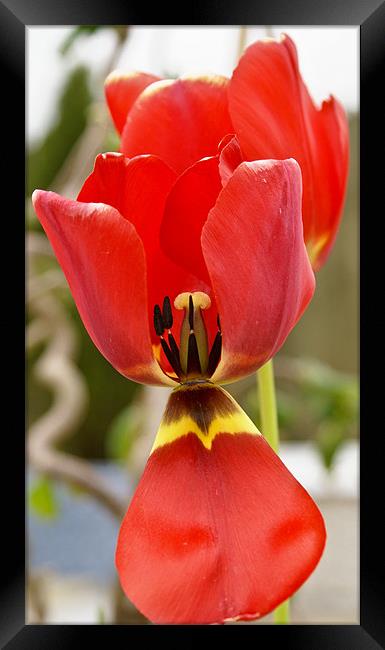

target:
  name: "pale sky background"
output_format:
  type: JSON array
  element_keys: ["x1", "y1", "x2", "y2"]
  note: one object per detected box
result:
[{"x1": 27, "y1": 26, "x2": 359, "y2": 144}]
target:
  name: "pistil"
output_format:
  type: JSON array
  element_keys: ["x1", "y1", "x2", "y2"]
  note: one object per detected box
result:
[{"x1": 174, "y1": 292, "x2": 211, "y2": 377}]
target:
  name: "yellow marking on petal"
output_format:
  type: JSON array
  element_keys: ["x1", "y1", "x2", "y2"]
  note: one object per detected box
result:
[
  {"x1": 152, "y1": 342, "x2": 179, "y2": 384},
  {"x1": 104, "y1": 70, "x2": 142, "y2": 85},
  {"x1": 306, "y1": 233, "x2": 329, "y2": 268},
  {"x1": 152, "y1": 342, "x2": 161, "y2": 363},
  {"x1": 138, "y1": 75, "x2": 229, "y2": 102},
  {"x1": 151, "y1": 382, "x2": 261, "y2": 453},
  {"x1": 180, "y1": 73, "x2": 229, "y2": 87},
  {"x1": 138, "y1": 78, "x2": 175, "y2": 98}
]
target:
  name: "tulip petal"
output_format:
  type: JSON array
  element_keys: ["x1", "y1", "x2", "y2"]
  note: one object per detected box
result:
[
  {"x1": 160, "y1": 155, "x2": 222, "y2": 286},
  {"x1": 201, "y1": 158, "x2": 315, "y2": 384},
  {"x1": 32, "y1": 190, "x2": 175, "y2": 386},
  {"x1": 77, "y1": 152, "x2": 212, "y2": 353},
  {"x1": 159, "y1": 155, "x2": 225, "y2": 350},
  {"x1": 218, "y1": 134, "x2": 243, "y2": 187},
  {"x1": 228, "y1": 34, "x2": 349, "y2": 269},
  {"x1": 116, "y1": 382, "x2": 326, "y2": 624},
  {"x1": 104, "y1": 70, "x2": 161, "y2": 134},
  {"x1": 120, "y1": 75, "x2": 233, "y2": 175},
  {"x1": 78, "y1": 152, "x2": 176, "y2": 259}
]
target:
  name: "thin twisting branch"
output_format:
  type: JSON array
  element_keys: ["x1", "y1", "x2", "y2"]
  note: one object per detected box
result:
[{"x1": 28, "y1": 281, "x2": 125, "y2": 521}]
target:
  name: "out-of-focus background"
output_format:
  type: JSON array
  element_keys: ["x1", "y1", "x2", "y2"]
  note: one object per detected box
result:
[{"x1": 26, "y1": 26, "x2": 359, "y2": 625}]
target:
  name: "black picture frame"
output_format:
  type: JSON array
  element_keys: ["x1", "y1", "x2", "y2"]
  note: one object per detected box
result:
[{"x1": 2, "y1": 0, "x2": 384, "y2": 647}]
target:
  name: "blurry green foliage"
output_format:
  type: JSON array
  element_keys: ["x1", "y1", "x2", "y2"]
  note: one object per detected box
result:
[
  {"x1": 67, "y1": 307, "x2": 141, "y2": 458},
  {"x1": 103, "y1": 129, "x2": 120, "y2": 152},
  {"x1": 316, "y1": 424, "x2": 346, "y2": 472},
  {"x1": 243, "y1": 357, "x2": 358, "y2": 472},
  {"x1": 299, "y1": 360, "x2": 358, "y2": 422},
  {"x1": 245, "y1": 388, "x2": 297, "y2": 433},
  {"x1": 60, "y1": 26, "x2": 101, "y2": 55},
  {"x1": 97, "y1": 606, "x2": 106, "y2": 624},
  {"x1": 27, "y1": 340, "x2": 53, "y2": 418},
  {"x1": 299, "y1": 362, "x2": 358, "y2": 471},
  {"x1": 27, "y1": 66, "x2": 92, "y2": 198},
  {"x1": 60, "y1": 25, "x2": 129, "y2": 56},
  {"x1": 29, "y1": 476, "x2": 59, "y2": 519},
  {"x1": 105, "y1": 403, "x2": 144, "y2": 462}
]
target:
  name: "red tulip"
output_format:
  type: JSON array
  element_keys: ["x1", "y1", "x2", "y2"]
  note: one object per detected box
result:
[
  {"x1": 105, "y1": 34, "x2": 349, "y2": 270},
  {"x1": 33, "y1": 145, "x2": 325, "y2": 624}
]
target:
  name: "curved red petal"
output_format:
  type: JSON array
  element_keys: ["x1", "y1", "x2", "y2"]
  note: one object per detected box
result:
[
  {"x1": 304, "y1": 95, "x2": 349, "y2": 269},
  {"x1": 201, "y1": 158, "x2": 315, "y2": 384},
  {"x1": 120, "y1": 75, "x2": 233, "y2": 175},
  {"x1": 77, "y1": 152, "x2": 214, "y2": 356},
  {"x1": 228, "y1": 34, "x2": 349, "y2": 269},
  {"x1": 160, "y1": 155, "x2": 222, "y2": 286},
  {"x1": 218, "y1": 134, "x2": 244, "y2": 187},
  {"x1": 78, "y1": 153, "x2": 216, "y2": 350},
  {"x1": 78, "y1": 152, "x2": 176, "y2": 259},
  {"x1": 116, "y1": 383, "x2": 325, "y2": 624},
  {"x1": 104, "y1": 71, "x2": 161, "y2": 134},
  {"x1": 32, "y1": 190, "x2": 174, "y2": 387}
]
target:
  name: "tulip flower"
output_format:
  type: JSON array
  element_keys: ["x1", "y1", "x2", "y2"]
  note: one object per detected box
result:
[
  {"x1": 33, "y1": 144, "x2": 326, "y2": 624},
  {"x1": 105, "y1": 33, "x2": 349, "y2": 270}
]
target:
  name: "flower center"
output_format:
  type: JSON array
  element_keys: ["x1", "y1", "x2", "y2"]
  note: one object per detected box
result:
[{"x1": 153, "y1": 292, "x2": 222, "y2": 383}]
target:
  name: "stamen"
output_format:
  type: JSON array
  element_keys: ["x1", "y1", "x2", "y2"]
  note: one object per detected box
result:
[
  {"x1": 186, "y1": 332, "x2": 202, "y2": 377},
  {"x1": 168, "y1": 332, "x2": 181, "y2": 366},
  {"x1": 160, "y1": 337, "x2": 182, "y2": 378},
  {"x1": 153, "y1": 292, "x2": 222, "y2": 381},
  {"x1": 207, "y1": 331, "x2": 222, "y2": 377},
  {"x1": 162, "y1": 296, "x2": 173, "y2": 329},
  {"x1": 154, "y1": 304, "x2": 164, "y2": 336}
]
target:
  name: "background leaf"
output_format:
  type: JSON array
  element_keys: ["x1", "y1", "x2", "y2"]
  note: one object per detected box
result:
[{"x1": 29, "y1": 476, "x2": 59, "y2": 519}]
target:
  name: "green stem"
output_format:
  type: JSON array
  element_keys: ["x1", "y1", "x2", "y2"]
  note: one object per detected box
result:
[
  {"x1": 257, "y1": 359, "x2": 279, "y2": 453},
  {"x1": 257, "y1": 358, "x2": 290, "y2": 624}
]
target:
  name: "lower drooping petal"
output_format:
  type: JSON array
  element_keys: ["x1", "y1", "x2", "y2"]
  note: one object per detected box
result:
[
  {"x1": 201, "y1": 158, "x2": 315, "y2": 385},
  {"x1": 116, "y1": 382, "x2": 326, "y2": 624},
  {"x1": 32, "y1": 190, "x2": 174, "y2": 387}
]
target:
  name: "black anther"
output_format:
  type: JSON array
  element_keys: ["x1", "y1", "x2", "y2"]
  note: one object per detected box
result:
[
  {"x1": 162, "y1": 296, "x2": 173, "y2": 329},
  {"x1": 207, "y1": 332, "x2": 222, "y2": 377},
  {"x1": 154, "y1": 304, "x2": 164, "y2": 336}
]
